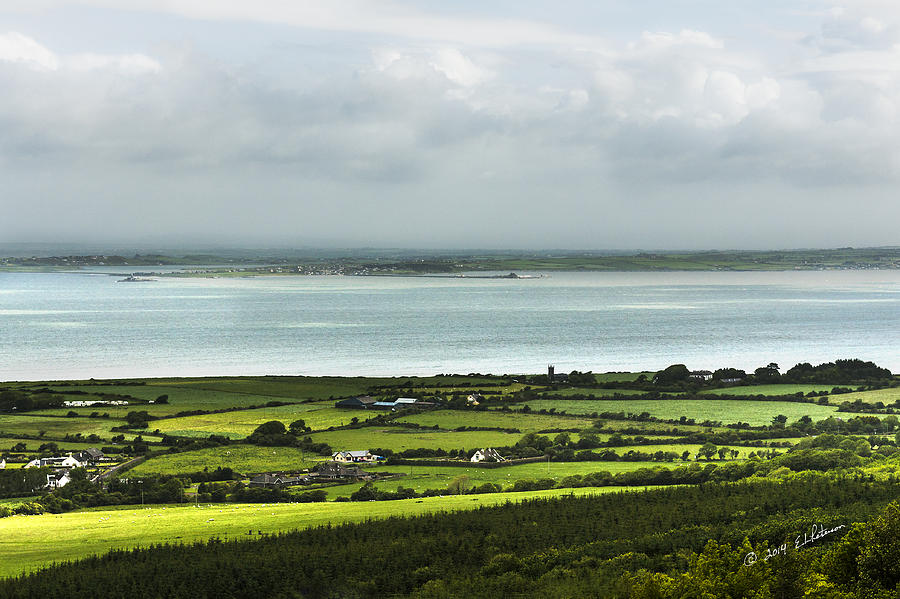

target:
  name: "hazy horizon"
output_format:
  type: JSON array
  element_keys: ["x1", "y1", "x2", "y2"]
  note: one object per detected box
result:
[{"x1": 2, "y1": 242, "x2": 898, "y2": 260}]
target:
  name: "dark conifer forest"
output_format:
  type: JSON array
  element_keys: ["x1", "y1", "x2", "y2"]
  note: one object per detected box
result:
[{"x1": 2, "y1": 476, "x2": 899, "y2": 598}]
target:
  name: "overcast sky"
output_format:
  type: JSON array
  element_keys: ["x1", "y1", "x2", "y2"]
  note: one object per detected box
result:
[{"x1": 2, "y1": 1, "x2": 900, "y2": 250}]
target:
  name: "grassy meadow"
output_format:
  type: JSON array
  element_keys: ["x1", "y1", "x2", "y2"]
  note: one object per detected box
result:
[
  {"x1": 150, "y1": 404, "x2": 372, "y2": 438},
  {"x1": 541, "y1": 387, "x2": 651, "y2": 397},
  {"x1": 697, "y1": 384, "x2": 835, "y2": 396},
  {"x1": 514, "y1": 398, "x2": 847, "y2": 426},
  {"x1": 305, "y1": 427, "x2": 528, "y2": 453},
  {"x1": 0, "y1": 414, "x2": 125, "y2": 439},
  {"x1": 394, "y1": 409, "x2": 595, "y2": 433},
  {"x1": 823, "y1": 386, "x2": 900, "y2": 405},
  {"x1": 0, "y1": 487, "x2": 650, "y2": 578},
  {"x1": 144, "y1": 377, "x2": 380, "y2": 401},
  {"x1": 1, "y1": 437, "x2": 116, "y2": 451},
  {"x1": 129, "y1": 446, "x2": 324, "y2": 476},
  {"x1": 33, "y1": 385, "x2": 280, "y2": 418},
  {"x1": 593, "y1": 372, "x2": 655, "y2": 383},
  {"x1": 319, "y1": 462, "x2": 687, "y2": 498}
]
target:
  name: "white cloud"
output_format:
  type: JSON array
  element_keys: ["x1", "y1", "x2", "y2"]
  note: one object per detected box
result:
[
  {"x1": 634, "y1": 29, "x2": 724, "y2": 51},
  {"x1": 0, "y1": 31, "x2": 59, "y2": 70},
  {"x1": 429, "y1": 48, "x2": 492, "y2": 87},
  {"x1": 0, "y1": 31, "x2": 160, "y2": 74},
  {"x1": 373, "y1": 47, "x2": 492, "y2": 88},
  {"x1": 66, "y1": 53, "x2": 161, "y2": 73},
  {"x1": 15, "y1": 0, "x2": 600, "y2": 49}
]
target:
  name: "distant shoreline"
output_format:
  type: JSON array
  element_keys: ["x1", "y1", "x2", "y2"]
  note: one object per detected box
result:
[{"x1": 3, "y1": 247, "x2": 899, "y2": 276}]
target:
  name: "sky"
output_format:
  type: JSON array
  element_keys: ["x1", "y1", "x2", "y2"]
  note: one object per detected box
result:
[{"x1": 1, "y1": 1, "x2": 900, "y2": 250}]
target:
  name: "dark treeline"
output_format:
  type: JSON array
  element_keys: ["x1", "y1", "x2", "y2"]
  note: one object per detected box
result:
[
  {"x1": 0, "y1": 467, "x2": 52, "y2": 498},
  {"x1": 0, "y1": 390, "x2": 65, "y2": 413},
  {"x1": 230, "y1": 486, "x2": 327, "y2": 503},
  {"x1": 509, "y1": 406, "x2": 900, "y2": 436},
  {"x1": 35, "y1": 475, "x2": 185, "y2": 514},
  {"x1": 504, "y1": 359, "x2": 896, "y2": 400},
  {"x1": 1, "y1": 476, "x2": 897, "y2": 598},
  {"x1": 0, "y1": 388, "x2": 149, "y2": 414}
]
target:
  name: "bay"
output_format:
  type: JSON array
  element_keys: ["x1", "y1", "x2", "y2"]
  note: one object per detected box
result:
[{"x1": 0, "y1": 270, "x2": 898, "y2": 380}]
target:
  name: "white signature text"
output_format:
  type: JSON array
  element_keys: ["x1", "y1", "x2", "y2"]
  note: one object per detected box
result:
[{"x1": 743, "y1": 523, "x2": 846, "y2": 566}]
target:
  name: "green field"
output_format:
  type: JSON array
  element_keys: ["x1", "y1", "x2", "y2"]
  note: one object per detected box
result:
[
  {"x1": 393, "y1": 383, "x2": 525, "y2": 396},
  {"x1": 0, "y1": 437, "x2": 115, "y2": 451},
  {"x1": 0, "y1": 497, "x2": 37, "y2": 507},
  {"x1": 825, "y1": 387, "x2": 900, "y2": 405},
  {"x1": 326, "y1": 461, "x2": 693, "y2": 496},
  {"x1": 34, "y1": 384, "x2": 284, "y2": 418},
  {"x1": 146, "y1": 377, "x2": 385, "y2": 401},
  {"x1": 129, "y1": 445, "x2": 323, "y2": 476},
  {"x1": 698, "y1": 384, "x2": 834, "y2": 396},
  {"x1": 150, "y1": 404, "x2": 370, "y2": 438},
  {"x1": 394, "y1": 409, "x2": 596, "y2": 433},
  {"x1": 368, "y1": 375, "x2": 507, "y2": 388},
  {"x1": 594, "y1": 372, "x2": 655, "y2": 383},
  {"x1": 0, "y1": 487, "x2": 651, "y2": 578},
  {"x1": 592, "y1": 419, "x2": 728, "y2": 433},
  {"x1": 541, "y1": 387, "x2": 651, "y2": 397},
  {"x1": 307, "y1": 427, "x2": 527, "y2": 453},
  {"x1": 0, "y1": 414, "x2": 126, "y2": 440},
  {"x1": 515, "y1": 399, "x2": 847, "y2": 426}
]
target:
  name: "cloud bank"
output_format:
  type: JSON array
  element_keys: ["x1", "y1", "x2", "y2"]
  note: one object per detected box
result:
[{"x1": 1, "y1": 3, "x2": 900, "y2": 248}]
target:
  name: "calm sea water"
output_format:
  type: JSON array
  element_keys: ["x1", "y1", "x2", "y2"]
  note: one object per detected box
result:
[{"x1": 1, "y1": 270, "x2": 898, "y2": 380}]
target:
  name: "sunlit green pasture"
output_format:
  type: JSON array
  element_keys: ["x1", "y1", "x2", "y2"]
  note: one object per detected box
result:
[
  {"x1": 145, "y1": 376, "x2": 384, "y2": 401},
  {"x1": 129, "y1": 445, "x2": 323, "y2": 476},
  {"x1": 325, "y1": 461, "x2": 692, "y2": 497},
  {"x1": 308, "y1": 427, "x2": 527, "y2": 453},
  {"x1": 0, "y1": 496, "x2": 37, "y2": 506},
  {"x1": 0, "y1": 486, "x2": 651, "y2": 578},
  {"x1": 514, "y1": 399, "x2": 845, "y2": 426},
  {"x1": 698, "y1": 384, "x2": 834, "y2": 396},
  {"x1": 394, "y1": 409, "x2": 595, "y2": 433},
  {"x1": 594, "y1": 419, "x2": 729, "y2": 433},
  {"x1": 0, "y1": 415, "x2": 125, "y2": 439},
  {"x1": 0, "y1": 437, "x2": 114, "y2": 451},
  {"x1": 825, "y1": 387, "x2": 900, "y2": 405},
  {"x1": 150, "y1": 404, "x2": 368, "y2": 438}
]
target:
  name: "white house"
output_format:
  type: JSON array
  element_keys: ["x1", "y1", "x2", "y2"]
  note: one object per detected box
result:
[
  {"x1": 24, "y1": 456, "x2": 83, "y2": 469},
  {"x1": 47, "y1": 472, "x2": 72, "y2": 489},
  {"x1": 0, "y1": 458, "x2": 5, "y2": 469},
  {"x1": 332, "y1": 450, "x2": 378, "y2": 463},
  {"x1": 470, "y1": 448, "x2": 506, "y2": 463}
]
